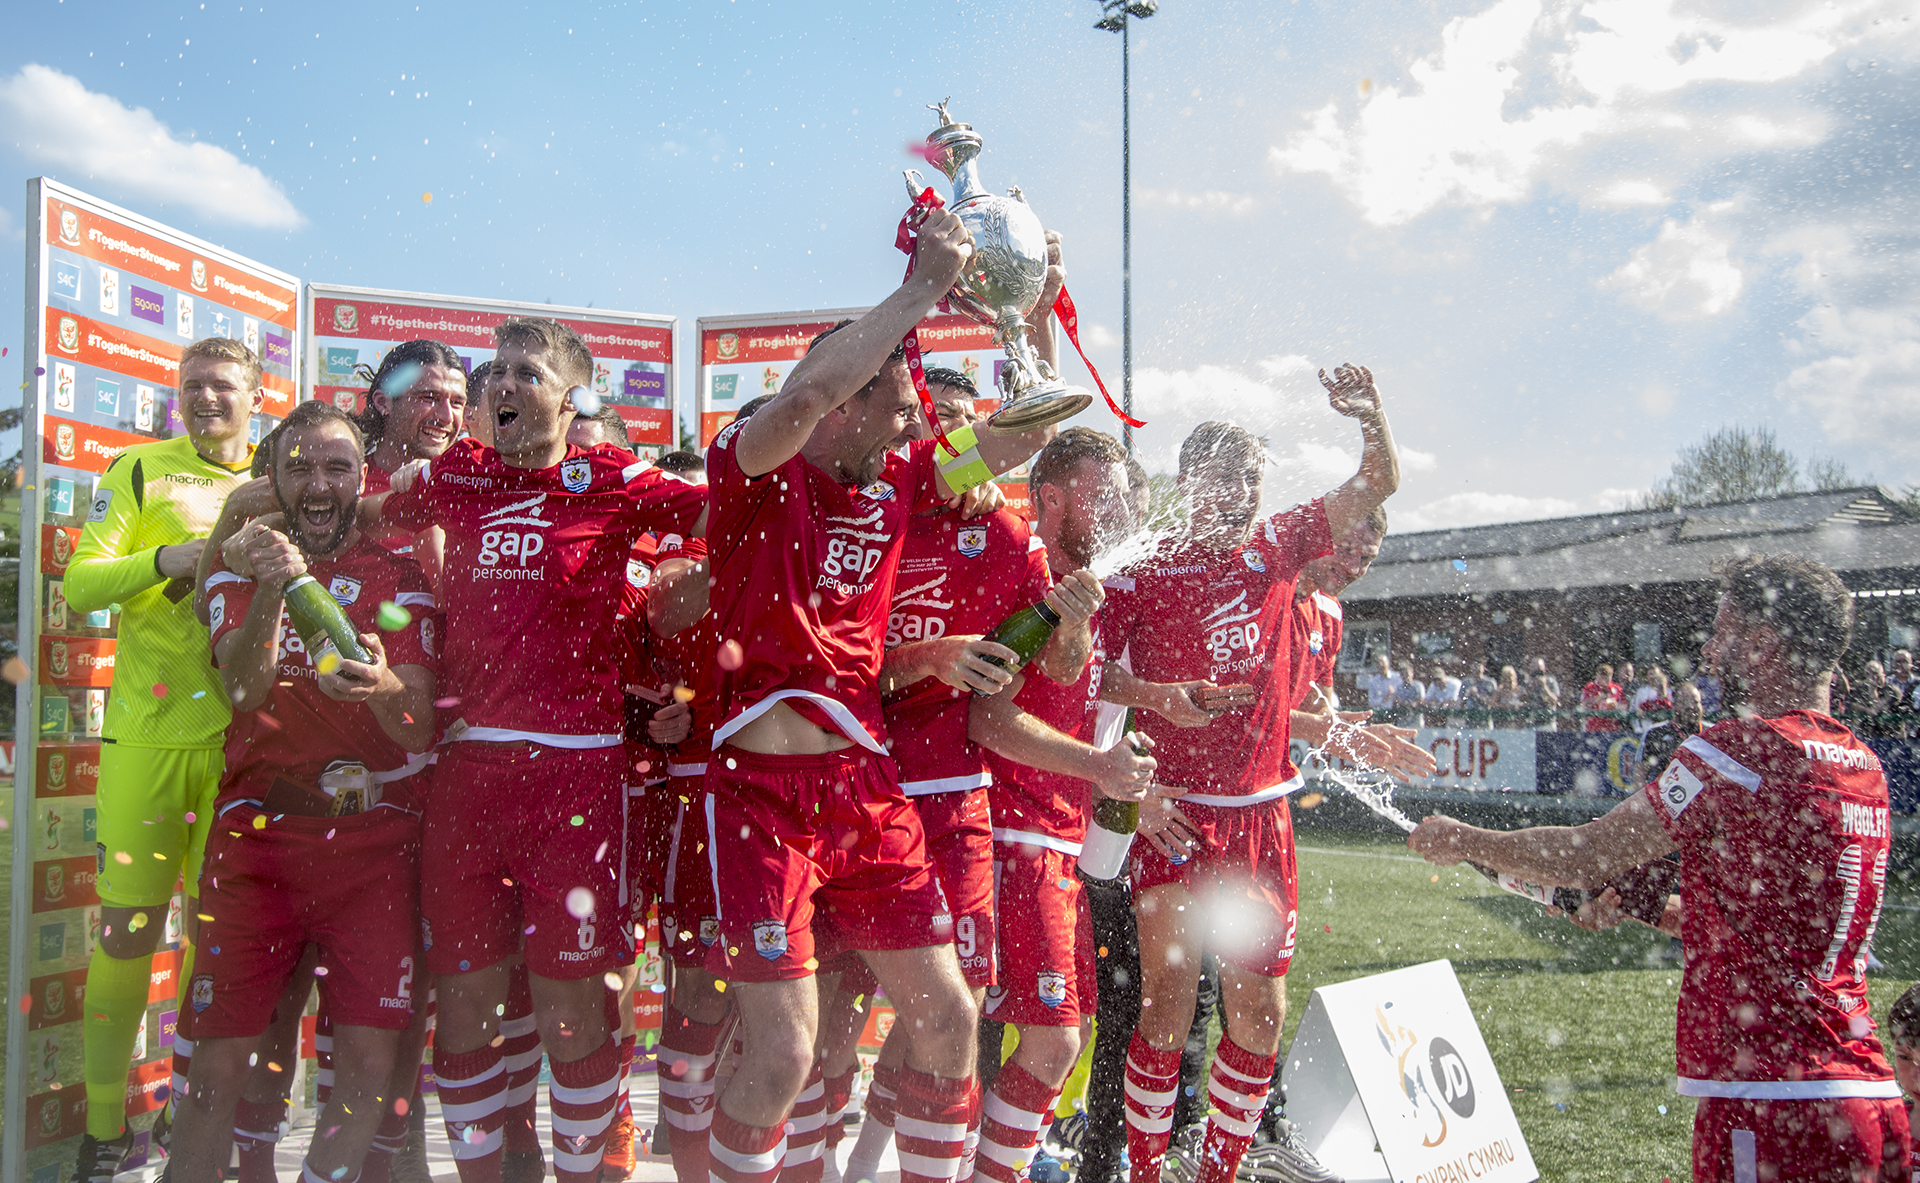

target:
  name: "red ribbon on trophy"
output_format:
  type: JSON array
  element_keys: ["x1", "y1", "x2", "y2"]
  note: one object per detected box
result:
[
  {"x1": 1050, "y1": 286, "x2": 1144, "y2": 429},
  {"x1": 895, "y1": 185, "x2": 961, "y2": 456}
]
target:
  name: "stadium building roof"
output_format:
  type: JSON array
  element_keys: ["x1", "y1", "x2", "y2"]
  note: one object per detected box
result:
[{"x1": 1344, "y1": 486, "x2": 1920, "y2": 603}]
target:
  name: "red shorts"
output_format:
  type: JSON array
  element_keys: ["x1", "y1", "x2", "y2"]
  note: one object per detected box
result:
[
  {"x1": 189, "y1": 804, "x2": 420, "y2": 1038},
  {"x1": 916, "y1": 789, "x2": 996, "y2": 989},
  {"x1": 706, "y1": 746, "x2": 949, "y2": 983},
  {"x1": 983, "y1": 841, "x2": 1093, "y2": 1027},
  {"x1": 658, "y1": 773, "x2": 721, "y2": 971},
  {"x1": 1130, "y1": 797, "x2": 1298, "y2": 977},
  {"x1": 1692, "y1": 1094, "x2": 1909, "y2": 1182},
  {"x1": 419, "y1": 742, "x2": 634, "y2": 980},
  {"x1": 626, "y1": 778, "x2": 675, "y2": 924}
]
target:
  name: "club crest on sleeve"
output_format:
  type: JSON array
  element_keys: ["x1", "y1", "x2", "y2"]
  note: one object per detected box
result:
[
  {"x1": 860, "y1": 480, "x2": 897, "y2": 502},
  {"x1": 190, "y1": 973, "x2": 214, "y2": 1013},
  {"x1": 561, "y1": 458, "x2": 593, "y2": 494},
  {"x1": 699, "y1": 916, "x2": 720, "y2": 948},
  {"x1": 328, "y1": 576, "x2": 362, "y2": 606},
  {"x1": 1308, "y1": 629, "x2": 1324, "y2": 655},
  {"x1": 1037, "y1": 971, "x2": 1067, "y2": 1008},
  {"x1": 1242, "y1": 550, "x2": 1267, "y2": 574},
  {"x1": 420, "y1": 618, "x2": 437, "y2": 658},
  {"x1": 659, "y1": 533, "x2": 685, "y2": 554},
  {"x1": 627, "y1": 559, "x2": 652, "y2": 589},
  {"x1": 957, "y1": 526, "x2": 987, "y2": 558},
  {"x1": 752, "y1": 919, "x2": 788, "y2": 961}
]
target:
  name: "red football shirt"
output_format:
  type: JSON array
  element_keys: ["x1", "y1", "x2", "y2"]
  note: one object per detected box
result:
[
  {"x1": 985, "y1": 619, "x2": 1107, "y2": 848},
  {"x1": 647, "y1": 536, "x2": 717, "y2": 772},
  {"x1": 1100, "y1": 500, "x2": 1332, "y2": 803},
  {"x1": 701, "y1": 425, "x2": 944, "y2": 753},
  {"x1": 205, "y1": 538, "x2": 439, "y2": 810},
  {"x1": 360, "y1": 464, "x2": 417, "y2": 556},
  {"x1": 383, "y1": 437, "x2": 705, "y2": 745},
  {"x1": 1647, "y1": 712, "x2": 1899, "y2": 1096},
  {"x1": 1287, "y1": 590, "x2": 1344, "y2": 713},
  {"x1": 884, "y1": 508, "x2": 1053, "y2": 795}
]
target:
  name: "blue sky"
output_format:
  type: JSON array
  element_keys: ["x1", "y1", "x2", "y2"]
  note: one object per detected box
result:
[{"x1": 4, "y1": 0, "x2": 1916, "y2": 530}]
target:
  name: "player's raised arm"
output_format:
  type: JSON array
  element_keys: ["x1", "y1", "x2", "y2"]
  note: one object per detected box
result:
[
  {"x1": 194, "y1": 476, "x2": 280, "y2": 623},
  {"x1": 209, "y1": 526, "x2": 304, "y2": 712},
  {"x1": 733, "y1": 205, "x2": 974, "y2": 478},
  {"x1": 1317, "y1": 364, "x2": 1402, "y2": 542},
  {"x1": 647, "y1": 555, "x2": 710, "y2": 639},
  {"x1": 1407, "y1": 791, "x2": 1678, "y2": 889},
  {"x1": 969, "y1": 682, "x2": 1156, "y2": 803}
]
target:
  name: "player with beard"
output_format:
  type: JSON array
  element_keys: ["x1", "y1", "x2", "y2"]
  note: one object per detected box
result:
[
  {"x1": 373, "y1": 317, "x2": 707, "y2": 1183},
  {"x1": 837, "y1": 363, "x2": 1103, "y2": 1183},
  {"x1": 698, "y1": 202, "x2": 1056, "y2": 1183},
  {"x1": 171, "y1": 400, "x2": 438, "y2": 1183},
  {"x1": 964, "y1": 428, "x2": 1166, "y2": 1183},
  {"x1": 1411, "y1": 555, "x2": 1908, "y2": 1181},
  {"x1": 66, "y1": 337, "x2": 264, "y2": 1183},
  {"x1": 1098, "y1": 369, "x2": 1399, "y2": 1183}
]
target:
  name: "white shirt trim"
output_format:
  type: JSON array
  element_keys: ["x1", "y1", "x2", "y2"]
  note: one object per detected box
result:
[
  {"x1": 992, "y1": 827, "x2": 1084, "y2": 857},
  {"x1": 711, "y1": 689, "x2": 887, "y2": 756},
  {"x1": 901, "y1": 771, "x2": 991, "y2": 797},
  {"x1": 204, "y1": 569, "x2": 250, "y2": 591},
  {"x1": 1675, "y1": 1077, "x2": 1901, "y2": 1100},
  {"x1": 445, "y1": 726, "x2": 624, "y2": 750},
  {"x1": 1680, "y1": 735, "x2": 1764, "y2": 792},
  {"x1": 1181, "y1": 773, "x2": 1305, "y2": 807},
  {"x1": 374, "y1": 753, "x2": 431, "y2": 783},
  {"x1": 1310, "y1": 590, "x2": 1342, "y2": 619},
  {"x1": 668, "y1": 761, "x2": 709, "y2": 778}
]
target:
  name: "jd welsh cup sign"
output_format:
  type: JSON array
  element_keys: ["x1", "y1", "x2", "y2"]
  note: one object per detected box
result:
[{"x1": 1281, "y1": 960, "x2": 1536, "y2": 1183}]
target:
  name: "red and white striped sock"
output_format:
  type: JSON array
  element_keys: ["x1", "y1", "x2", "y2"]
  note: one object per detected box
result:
[
  {"x1": 501, "y1": 964, "x2": 544, "y2": 1157},
  {"x1": 959, "y1": 1078, "x2": 982, "y2": 1183},
  {"x1": 710, "y1": 1107, "x2": 786, "y2": 1183},
  {"x1": 973, "y1": 1062, "x2": 1057, "y2": 1183},
  {"x1": 610, "y1": 1033, "x2": 637, "y2": 1157},
  {"x1": 233, "y1": 1097, "x2": 285, "y2": 1183},
  {"x1": 894, "y1": 1068, "x2": 973, "y2": 1183},
  {"x1": 435, "y1": 1042, "x2": 508, "y2": 1182},
  {"x1": 1124, "y1": 1036, "x2": 1181, "y2": 1183},
  {"x1": 549, "y1": 1038, "x2": 621, "y2": 1183},
  {"x1": 314, "y1": 1010, "x2": 334, "y2": 1107},
  {"x1": 1194, "y1": 1039, "x2": 1274, "y2": 1183},
  {"x1": 658, "y1": 1006, "x2": 729, "y2": 1183},
  {"x1": 779, "y1": 1062, "x2": 829, "y2": 1183},
  {"x1": 844, "y1": 1061, "x2": 899, "y2": 1182},
  {"x1": 357, "y1": 1102, "x2": 413, "y2": 1183}
]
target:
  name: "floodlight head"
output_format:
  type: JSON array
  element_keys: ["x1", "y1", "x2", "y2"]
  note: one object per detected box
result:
[
  {"x1": 1125, "y1": 0, "x2": 1159, "y2": 15},
  {"x1": 1095, "y1": 13, "x2": 1127, "y2": 31}
]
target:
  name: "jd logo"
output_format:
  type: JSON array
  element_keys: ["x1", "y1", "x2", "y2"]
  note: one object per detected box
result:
[{"x1": 1429, "y1": 1037, "x2": 1474, "y2": 1118}]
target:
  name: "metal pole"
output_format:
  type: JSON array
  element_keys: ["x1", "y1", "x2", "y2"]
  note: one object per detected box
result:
[{"x1": 1122, "y1": 15, "x2": 1133, "y2": 454}]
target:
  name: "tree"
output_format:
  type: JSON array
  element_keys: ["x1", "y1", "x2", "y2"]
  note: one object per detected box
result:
[{"x1": 1641, "y1": 424, "x2": 1856, "y2": 509}]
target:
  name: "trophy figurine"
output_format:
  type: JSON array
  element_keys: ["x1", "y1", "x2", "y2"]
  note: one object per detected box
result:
[{"x1": 906, "y1": 100, "x2": 1094, "y2": 434}]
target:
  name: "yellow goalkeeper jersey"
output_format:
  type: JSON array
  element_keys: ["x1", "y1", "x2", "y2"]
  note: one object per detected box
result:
[{"x1": 64, "y1": 435, "x2": 253, "y2": 748}]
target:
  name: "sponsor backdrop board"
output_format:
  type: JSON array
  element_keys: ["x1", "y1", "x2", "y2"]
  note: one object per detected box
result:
[
  {"x1": 306, "y1": 286, "x2": 677, "y2": 460},
  {"x1": 12, "y1": 178, "x2": 302, "y2": 1177},
  {"x1": 695, "y1": 309, "x2": 1030, "y2": 514}
]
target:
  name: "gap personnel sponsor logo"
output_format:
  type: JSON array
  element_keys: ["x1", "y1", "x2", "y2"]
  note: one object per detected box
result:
[
  {"x1": 476, "y1": 494, "x2": 551, "y2": 569},
  {"x1": 1802, "y1": 739, "x2": 1881, "y2": 771},
  {"x1": 889, "y1": 571, "x2": 954, "y2": 645},
  {"x1": 1204, "y1": 591, "x2": 1261, "y2": 666},
  {"x1": 1842, "y1": 801, "x2": 1891, "y2": 839}
]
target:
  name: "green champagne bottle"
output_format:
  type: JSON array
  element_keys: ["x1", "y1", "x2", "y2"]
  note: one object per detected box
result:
[
  {"x1": 283, "y1": 574, "x2": 372, "y2": 667},
  {"x1": 973, "y1": 599, "x2": 1063, "y2": 693},
  {"x1": 1078, "y1": 730, "x2": 1148, "y2": 882}
]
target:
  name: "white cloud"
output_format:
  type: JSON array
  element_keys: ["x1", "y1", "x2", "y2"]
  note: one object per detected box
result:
[
  {"x1": 0, "y1": 64, "x2": 302, "y2": 230},
  {"x1": 1396, "y1": 491, "x2": 1582, "y2": 531},
  {"x1": 1135, "y1": 188, "x2": 1257, "y2": 217},
  {"x1": 1268, "y1": 0, "x2": 1875, "y2": 226},
  {"x1": 1602, "y1": 215, "x2": 1745, "y2": 319},
  {"x1": 1082, "y1": 321, "x2": 1120, "y2": 350},
  {"x1": 1399, "y1": 446, "x2": 1440, "y2": 472}
]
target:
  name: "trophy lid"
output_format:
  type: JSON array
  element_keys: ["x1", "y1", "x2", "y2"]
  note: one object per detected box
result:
[{"x1": 926, "y1": 98, "x2": 983, "y2": 181}]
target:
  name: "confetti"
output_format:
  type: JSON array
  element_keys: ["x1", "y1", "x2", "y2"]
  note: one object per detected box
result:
[
  {"x1": 422, "y1": 192, "x2": 433, "y2": 204},
  {"x1": 1452, "y1": 559, "x2": 1468, "y2": 572},
  {"x1": 378, "y1": 601, "x2": 412, "y2": 631},
  {"x1": 594, "y1": 840, "x2": 609, "y2": 863},
  {"x1": 717, "y1": 639, "x2": 745, "y2": 671},
  {"x1": 1431, "y1": 874, "x2": 1440, "y2": 882},
  {"x1": 460, "y1": 959, "x2": 472, "y2": 971},
  {"x1": 673, "y1": 685, "x2": 696, "y2": 703},
  {"x1": 108, "y1": 603, "x2": 121, "y2": 613},
  {"x1": 129, "y1": 912, "x2": 148, "y2": 930},
  {"x1": 1359, "y1": 78, "x2": 1373, "y2": 97},
  {"x1": 317, "y1": 650, "x2": 342, "y2": 676},
  {"x1": 435, "y1": 697, "x2": 461, "y2": 709},
  {"x1": 1322, "y1": 924, "x2": 1332, "y2": 932},
  {"x1": 153, "y1": 682, "x2": 169, "y2": 697},
  {"x1": 490, "y1": 1034, "x2": 506, "y2": 1048},
  {"x1": 1658, "y1": 1105, "x2": 1668, "y2": 1115},
  {"x1": 184, "y1": 812, "x2": 196, "y2": 823},
  {"x1": 0, "y1": 659, "x2": 26, "y2": 685},
  {"x1": 327, "y1": 829, "x2": 336, "y2": 839},
  {"x1": 115, "y1": 851, "x2": 132, "y2": 865},
  {"x1": 192, "y1": 691, "x2": 207, "y2": 699},
  {"x1": 570, "y1": 814, "x2": 585, "y2": 826},
  {"x1": 403, "y1": 713, "x2": 414, "y2": 724},
  {"x1": 256, "y1": 712, "x2": 282, "y2": 731},
  {"x1": 20, "y1": 995, "x2": 33, "y2": 1014},
  {"x1": 314, "y1": 966, "x2": 328, "y2": 976},
  {"x1": 395, "y1": 1098, "x2": 410, "y2": 1117},
  {"x1": 253, "y1": 815, "x2": 267, "y2": 829},
  {"x1": 715, "y1": 981, "x2": 728, "y2": 992},
  {"x1": 604, "y1": 972, "x2": 624, "y2": 990},
  {"x1": 268, "y1": 1061, "x2": 284, "y2": 1073},
  {"x1": 566, "y1": 887, "x2": 595, "y2": 918},
  {"x1": 1297, "y1": 792, "x2": 1325, "y2": 809},
  {"x1": 153, "y1": 852, "x2": 167, "y2": 859},
  {"x1": 197, "y1": 913, "x2": 215, "y2": 922},
  {"x1": 568, "y1": 384, "x2": 601, "y2": 416}
]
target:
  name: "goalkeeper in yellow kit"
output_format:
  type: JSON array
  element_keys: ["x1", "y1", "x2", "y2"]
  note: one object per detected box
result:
[{"x1": 65, "y1": 336, "x2": 261, "y2": 1181}]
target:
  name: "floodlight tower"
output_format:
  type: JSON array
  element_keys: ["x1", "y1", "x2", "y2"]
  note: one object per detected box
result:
[{"x1": 1094, "y1": 0, "x2": 1159, "y2": 454}]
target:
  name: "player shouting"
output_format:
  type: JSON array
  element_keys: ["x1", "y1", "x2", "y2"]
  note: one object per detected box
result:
[
  {"x1": 377, "y1": 318, "x2": 706, "y2": 1183},
  {"x1": 66, "y1": 337, "x2": 263, "y2": 1183},
  {"x1": 169, "y1": 401, "x2": 438, "y2": 1183},
  {"x1": 697, "y1": 201, "x2": 1053, "y2": 1183},
  {"x1": 1411, "y1": 555, "x2": 1909, "y2": 1181},
  {"x1": 967, "y1": 428, "x2": 1159, "y2": 1183},
  {"x1": 1099, "y1": 369, "x2": 1400, "y2": 1183}
]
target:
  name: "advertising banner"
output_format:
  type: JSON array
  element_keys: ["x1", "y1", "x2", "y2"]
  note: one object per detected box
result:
[
  {"x1": 12, "y1": 178, "x2": 301, "y2": 1176},
  {"x1": 1296, "y1": 728, "x2": 1538, "y2": 795},
  {"x1": 695, "y1": 309, "x2": 1030, "y2": 514},
  {"x1": 306, "y1": 286, "x2": 677, "y2": 459}
]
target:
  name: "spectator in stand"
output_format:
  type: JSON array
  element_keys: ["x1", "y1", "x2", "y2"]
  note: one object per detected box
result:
[
  {"x1": 1637, "y1": 680, "x2": 1703, "y2": 785},
  {"x1": 1887, "y1": 649, "x2": 1917, "y2": 739},
  {"x1": 1424, "y1": 661, "x2": 1462, "y2": 727},
  {"x1": 1829, "y1": 667, "x2": 1851, "y2": 720},
  {"x1": 1694, "y1": 667, "x2": 1724, "y2": 720},
  {"x1": 1394, "y1": 660, "x2": 1427, "y2": 727},
  {"x1": 1631, "y1": 668, "x2": 1672, "y2": 736},
  {"x1": 1494, "y1": 665, "x2": 1526, "y2": 728},
  {"x1": 1364, "y1": 653, "x2": 1402, "y2": 715},
  {"x1": 1859, "y1": 660, "x2": 1903, "y2": 739},
  {"x1": 1527, "y1": 658, "x2": 1561, "y2": 731},
  {"x1": 1581, "y1": 663, "x2": 1624, "y2": 733},
  {"x1": 1464, "y1": 660, "x2": 1499, "y2": 727},
  {"x1": 1616, "y1": 661, "x2": 1639, "y2": 705}
]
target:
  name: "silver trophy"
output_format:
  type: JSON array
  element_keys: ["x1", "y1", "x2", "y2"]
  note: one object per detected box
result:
[{"x1": 906, "y1": 100, "x2": 1093, "y2": 434}]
